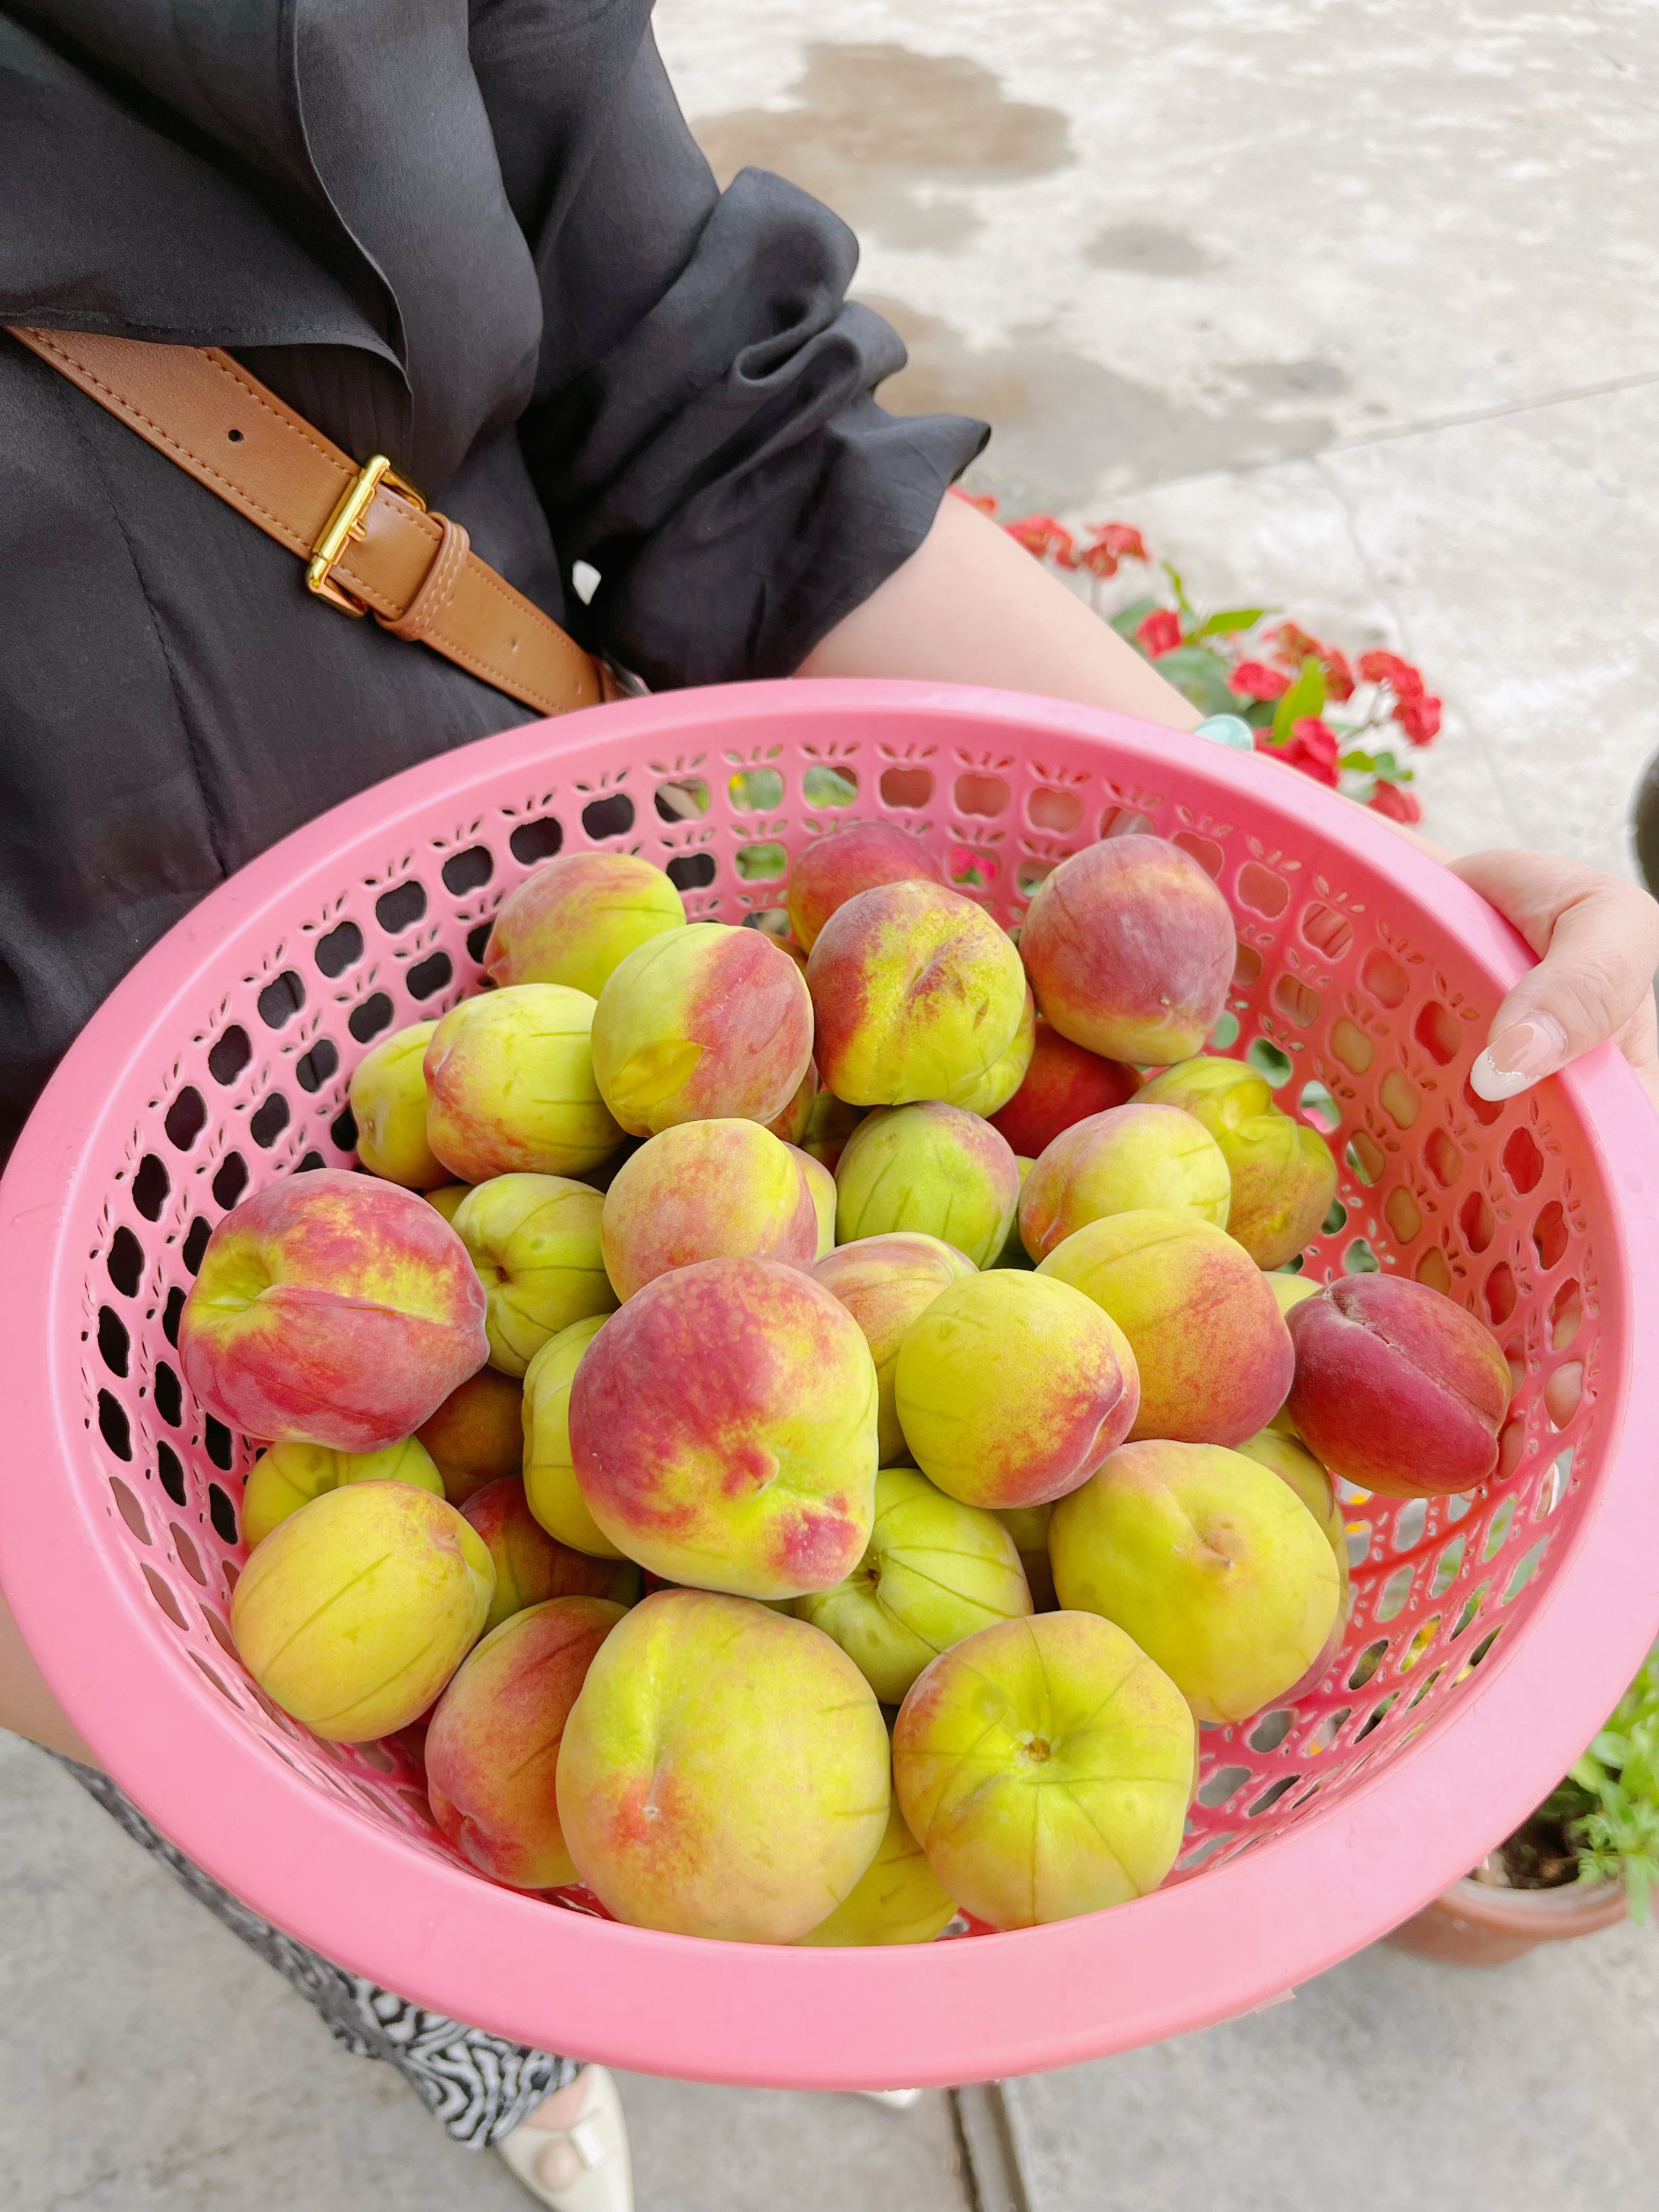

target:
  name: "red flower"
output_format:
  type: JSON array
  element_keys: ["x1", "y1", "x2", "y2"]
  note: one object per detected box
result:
[
  {"x1": 1356, "y1": 650, "x2": 1440, "y2": 744},
  {"x1": 1136, "y1": 608, "x2": 1183, "y2": 658},
  {"x1": 1076, "y1": 521, "x2": 1150, "y2": 578},
  {"x1": 1003, "y1": 513, "x2": 1078, "y2": 566},
  {"x1": 949, "y1": 488, "x2": 1000, "y2": 517},
  {"x1": 1229, "y1": 659, "x2": 1289, "y2": 702},
  {"x1": 1256, "y1": 717, "x2": 1340, "y2": 787},
  {"x1": 1368, "y1": 779, "x2": 1423, "y2": 824},
  {"x1": 1269, "y1": 622, "x2": 1354, "y2": 702},
  {"x1": 1394, "y1": 690, "x2": 1442, "y2": 746}
]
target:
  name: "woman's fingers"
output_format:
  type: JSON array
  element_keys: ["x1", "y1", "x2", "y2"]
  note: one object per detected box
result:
[{"x1": 1450, "y1": 850, "x2": 1659, "y2": 1104}]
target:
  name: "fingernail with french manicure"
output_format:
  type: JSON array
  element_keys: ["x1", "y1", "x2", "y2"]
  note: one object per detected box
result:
[{"x1": 1470, "y1": 1014, "x2": 1568, "y2": 1102}]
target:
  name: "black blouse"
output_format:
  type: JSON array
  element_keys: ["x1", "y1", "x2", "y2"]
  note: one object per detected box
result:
[{"x1": 0, "y1": 0, "x2": 985, "y2": 1152}]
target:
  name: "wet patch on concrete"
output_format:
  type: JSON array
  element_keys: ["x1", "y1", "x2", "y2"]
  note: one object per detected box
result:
[
  {"x1": 858, "y1": 295, "x2": 1346, "y2": 507},
  {"x1": 1085, "y1": 221, "x2": 1217, "y2": 276},
  {"x1": 694, "y1": 43, "x2": 1071, "y2": 251}
]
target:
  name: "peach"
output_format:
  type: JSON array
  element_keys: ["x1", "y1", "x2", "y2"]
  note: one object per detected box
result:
[
  {"x1": 427, "y1": 1595, "x2": 627, "y2": 1888},
  {"x1": 1037, "y1": 1210, "x2": 1293, "y2": 1447},
  {"x1": 230, "y1": 1481, "x2": 494, "y2": 1740},
  {"x1": 425, "y1": 1184, "x2": 471, "y2": 1225},
  {"x1": 1237, "y1": 1429, "x2": 1350, "y2": 1597},
  {"x1": 895, "y1": 1271, "x2": 1140, "y2": 1509},
  {"x1": 788, "y1": 1146, "x2": 838, "y2": 1259},
  {"x1": 569, "y1": 1257, "x2": 879, "y2": 1599},
  {"x1": 989, "y1": 1158, "x2": 1038, "y2": 1272},
  {"x1": 521, "y1": 1315, "x2": 622, "y2": 1558},
  {"x1": 1265, "y1": 1273, "x2": 1322, "y2": 1435},
  {"x1": 1018, "y1": 1102, "x2": 1231, "y2": 1263},
  {"x1": 417, "y1": 1368, "x2": 525, "y2": 1507},
  {"x1": 834, "y1": 1101, "x2": 1020, "y2": 1269},
  {"x1": 425, "y1": 985, "x2": 622, "y2": 1182},
  {"x1": 483, "y1": 852, "x2": 685, "y2": 998},
  {"x1": 995, "y1": 1502, "x2": 1057, "y2": 1612},
  {"x1": 989, "y1": 1018, "x2": 1139, "y2": 1157},
  {"x1": 590, "y1": 923, "x2": 812, "y2": 1136},
  {"x1": 796, "y1": 1797, "x2": 957, "y2": 1947},
  {"x1": 1285, "y1": 1275, "x2": 1513, "y2": 1497},
  {"x1": 807, "y1": 881, "x2": 1028, "y2": 1108},
  {"x1": 950, "y1": 986, "x2": 1036, "y2": 1117},
  {"x1": 452, "y1": 1174, "x2": 617, "y2": 1377},
  {"x1": 800, "y1": 1087, "x2": 866, "y2": 1175},
  {"x1": 349, "y1": 1020, "x2": 444, "y2": 1188},
  {"x1": 1134, "y1": 1057, "x2": 1338, "y2": 1269},
  {"x1": 796, "y1": 1466, "x2": 1032, "y2": 1702},
  {"x1": 600, "y1": 1120, "x2": 817, "y2": 1300},
  {"x1": 893, "y1": 1613, "x2": 1195, "y2": 1929},
  {"x1": 241, "y1": 1435, "x2": 444, "y2": 1549},
  {"x1": 766, "y1": 1057, "x2": 819, "y2": 1145},
  {"x1": 556, "y1": 1588, "x2": 890, "y2": 1940},
  {"x1": 461, "y1": 1478, "x2": 640, "y2": 1632},
  {"x1": 1019, "y1": 835, "x2": 1234, "y2": 1064},
  {"x1": 812, "y1": 1232, "x2": 976, "y2": 1462},
  {"x1": 1049, "y1": 1439, "x2": 1341, "y2": 1723},
  {"x1": 179, "y1": 1171, "x2": 487, "y2": 1451},
  {"x1": 786, "y1": 819, "x2": 943, "y2": 951}
]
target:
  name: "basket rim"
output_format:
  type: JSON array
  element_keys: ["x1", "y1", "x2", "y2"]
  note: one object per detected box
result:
[{"x1": 5, "y1": 677, "x2": 1658, "y2": 2088}]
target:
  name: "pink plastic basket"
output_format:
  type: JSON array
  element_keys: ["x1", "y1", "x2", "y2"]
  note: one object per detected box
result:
[{"x1": 5, "y1": 679, "x2": 1658, "y2": 2088}]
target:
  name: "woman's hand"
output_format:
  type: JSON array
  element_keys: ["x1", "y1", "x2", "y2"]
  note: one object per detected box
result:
[{"x1": 1452, "y1": 852, "x2": 1659, "y2": 1112}]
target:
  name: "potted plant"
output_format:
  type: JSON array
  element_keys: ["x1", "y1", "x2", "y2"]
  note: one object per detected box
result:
[{"x1": 1386, "y1": 1643, "x2": 1659, "y2": 1965}]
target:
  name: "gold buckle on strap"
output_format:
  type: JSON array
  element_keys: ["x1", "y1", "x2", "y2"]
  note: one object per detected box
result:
[{"x1": 306, "y1": 454, "x2": 426, "y2": 615}]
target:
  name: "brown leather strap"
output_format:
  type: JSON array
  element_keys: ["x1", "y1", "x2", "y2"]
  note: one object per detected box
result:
[{"x1": 7, "y1": 325, "x2": 603, "y2": 717}]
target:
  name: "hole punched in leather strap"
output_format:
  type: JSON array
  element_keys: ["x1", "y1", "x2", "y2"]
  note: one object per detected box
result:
[{"x1": 4, "y1": 323, "x2": 604, "y2": 718}]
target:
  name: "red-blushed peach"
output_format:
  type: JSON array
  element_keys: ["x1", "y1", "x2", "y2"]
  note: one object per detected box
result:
[
  {"x1": 452, "y1": 1174, "x2": 617, "y2": 1377},
  {"x1": 349, "y1": 1021, "x2": 444, "y2": 1188},
  {"x1": 230, "y1": 1482, "x2": 495, "y2": 1740},
  {"x1": 483, "y1": 852, "x2": 685, "y2": 998},
  {"x1": 179, "y1": 1171, "x2": 487, "y2": 1451},
  {"x1": 591, "y1": 923, "x2": 812, "y2": 1135},
  {"x1": 812, "y1": 1232, "x2": 977, "y2": 1462},
  {"x1": 1019, "y1": 836, "x2": 1235, "y2": 1064},
  {"x1": 800, "y1": 1088, "x2": 866, "y2": 1175},
  {"x1": 796, "y1": 1795, "x2": 957, "y2": 1946},
  {"x1": 417, "y1": 1368, "x2": 525, "y2": 1507},
  {"x1": 1264, "y1": 1272, "x2": 1322, "y2": 1435},
  {"x1": 895, "y1": 1271, "x2": 1140, "y2": 1509},
  {"x1": 834, "y1": 1101, "x2": 1020, "y2": 1268},
  {"x1": 786, "y1": 819, "x2": 944, "y2": 951},
  {"x1": 1049, "y1": 1440, "x2": 1341, "y2": 1723},
  {"x1": 424, "y1": 1184, "x2": 471, "y2": 1225},
  {"x1": 1018, "y1": 1102, "x2": 1231, "y2": 1262},
  {"x1": 796, "y1": 1466, "x2": 1031, "y2": 1701},
  {"x1": 893, "y1": 1612, "x2": 1194, "y2": 1929},
  {"x1": 766, "y1": 1057, "x2": 819, "y2": 1145},
  {"x1": 569, "y1": 1257, "x2": 879, "y2": 1598},
  {"x1": 425, "y1": 985, "x2": 622, "y2": 1182},
  {"x1": 950, "y1": 986, "x2": 1036, "y2": 1117},
  {"x1": 989, "y1": 1018, "x2": 1139, "y2": 1157},
  {"x1": 241, "y1": 1435, "x2": 444, "y2": 1549},
  {"x1": 807, "y1": 881, "x2": 1028, "y2": 1108},
  {"x1": 1286, "y1": 1275, "x2": 1513, "y2": 1497},
  {"x1": 521, "y1": 1315, "x2": 622, "y2": 1558},
  {"x1": 600, "y1": 1120, "x2": 817, "y2": 1301},
  {"x1": 426, "y1": 1595, "x2": 627, "y2": 1888},
  {"x1": 1037, "y1": 1210, "x2": 1292, "y2": 1447},
  {"x1": 461, "y1": 1477, "x2": 640, "y2": 1631},
  {"x1": 1134, "y1": 1057, "x2": 1338, "y2": 1269},
  {"x1": 556, "y1": 1588, "x2": 890, "y2": 1940},
  {"x1": 787, "y1": 1145, "x2": 838, "y2": 1258}
]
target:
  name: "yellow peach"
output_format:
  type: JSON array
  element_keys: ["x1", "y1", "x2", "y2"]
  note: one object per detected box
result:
[
  {"x1": 452, "y1": 1174, "x2": 617, "y2": 1377},
  {"x1": 483, "y1": 852, "x2": 685, "y2": 998},
  {"x1": 349, "y1": 1020, "x2": 444, "y2": 1188},
  {"x1": 425, "y1": 985, "x2": 621, "y2": 1182},
  {"x1": 521, "y1": 1315, "x2": 623, "y2": 1559}
]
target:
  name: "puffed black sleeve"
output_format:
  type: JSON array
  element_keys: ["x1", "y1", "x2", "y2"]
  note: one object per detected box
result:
[{"x1": 479, "y1": 9, "x2": 987, "y2": 691}]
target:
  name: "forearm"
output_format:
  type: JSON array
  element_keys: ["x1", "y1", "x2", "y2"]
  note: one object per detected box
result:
[
  {"x1": 1, "y1": 1582, "x2": 99, "y2": 1766},
  {"x1": 799, "y1": 494, "x2": 1203, "y2": 730}
]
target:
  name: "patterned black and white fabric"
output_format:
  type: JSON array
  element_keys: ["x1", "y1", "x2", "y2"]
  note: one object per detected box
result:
[{"x1": 59, "y1": 1758, "x2": 574, "y2": 2147}]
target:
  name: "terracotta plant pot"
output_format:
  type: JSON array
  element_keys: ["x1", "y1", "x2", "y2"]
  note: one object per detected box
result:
[{"x1": 1386, "y1": 1875, "x2": 1627, "y2": 1966}]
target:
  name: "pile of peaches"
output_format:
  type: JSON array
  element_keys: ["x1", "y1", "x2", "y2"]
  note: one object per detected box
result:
[{"x1": 179, "y1": 821, "x2": 1512, "y2": 1942}]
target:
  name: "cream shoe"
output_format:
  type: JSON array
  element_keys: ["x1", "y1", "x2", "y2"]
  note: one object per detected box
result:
[{"x1": 497, "y1": 2065, "x2": 633, "y2": 2212}]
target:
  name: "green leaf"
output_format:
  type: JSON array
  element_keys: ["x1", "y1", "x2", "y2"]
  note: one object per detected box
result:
[
  {"x1": 1193, "y1": 607, "x2": 1270, "y2": 640},
  {"x1": 1150, "y1": 645, "x2": 1242, "y2": 717},
  {"x1": 1108, "y1": 595, "x2": 1160, "y2": 644},
  {"x1": 1271, "y1": 656, "x2": 1327, "y2": 743},
  {"x1": 1160, "y1": 561, "x2": 1194, "y2": 617}
]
